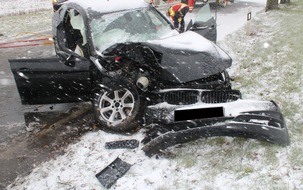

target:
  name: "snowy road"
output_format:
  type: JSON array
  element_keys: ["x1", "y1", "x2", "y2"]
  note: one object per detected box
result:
[{"x1": 0, "y1": 0, "x2": 267, "y2": 188}]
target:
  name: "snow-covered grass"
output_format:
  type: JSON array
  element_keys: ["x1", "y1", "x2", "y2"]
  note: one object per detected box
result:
[
  {"x1": 222, "y1": 0, "x2": 303, "y2": 143},
  {"x1": 0, "y1": 10, "x2": 53, "y2": 42},
  {"x1": 3, "y1": 0, "x2": 303, "y2": 189},
  {"x1": 0, "y1": 0, "x2": 52, "y2": 17}
]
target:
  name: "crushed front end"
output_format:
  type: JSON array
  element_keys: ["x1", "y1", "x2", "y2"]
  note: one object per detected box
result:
[{"x1": 142, "y1": 89, "x2": 290, "y2": 157}]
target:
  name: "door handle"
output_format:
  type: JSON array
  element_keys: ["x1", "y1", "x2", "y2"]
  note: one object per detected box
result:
[{"x1": 18, "y1": 68, "x2": 31, "y2": 71}]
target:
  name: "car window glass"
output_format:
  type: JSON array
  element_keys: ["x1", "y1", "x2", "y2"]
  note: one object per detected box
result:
[
  {"x1": 89, "y1": 8, "x2": 176, "y2": 54},
  {"x1": 69, "y1": 9, "x2": 87, "y2": 46},
  {"x1": 194, "y1": 3, "x2": 212, "y2": 22},
  {"x1": 62, "y1": 8, "x2": 88, "y2": 57}
]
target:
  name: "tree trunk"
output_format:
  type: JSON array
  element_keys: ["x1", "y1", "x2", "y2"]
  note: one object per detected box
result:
[{"x1": 266, "y1": 0, "x2": 279, "y2": 12}]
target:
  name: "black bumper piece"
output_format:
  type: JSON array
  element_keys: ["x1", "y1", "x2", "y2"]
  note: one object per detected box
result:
[{"x1": 142, "y1": 111, "x2": 290, "y2": 157}]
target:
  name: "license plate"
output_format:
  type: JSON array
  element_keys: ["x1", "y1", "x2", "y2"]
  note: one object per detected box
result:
[{"x1": 174, "y1": 107, "x2": 224, "y2": 121}]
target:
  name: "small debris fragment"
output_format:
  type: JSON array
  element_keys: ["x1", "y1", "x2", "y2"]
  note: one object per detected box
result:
[
  {"x1": 105, "y1": 139, "x2": 139, "y2": 149},
  {"x1": 95, "y1": 157, "x2": 132, "y2": 189},
  {"x1": 26, "y1": 122, "x2": 41, "y2": 132}
]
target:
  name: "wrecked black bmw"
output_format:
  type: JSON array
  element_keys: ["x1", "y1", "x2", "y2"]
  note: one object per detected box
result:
[{"x1": 9, "y1": 0, "x2": 289, "y2": 156}]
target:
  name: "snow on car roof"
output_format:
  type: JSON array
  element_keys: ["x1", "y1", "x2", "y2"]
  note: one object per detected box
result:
[{"x1": 67, "y1": 0, "x2": 149, "y2": 13}]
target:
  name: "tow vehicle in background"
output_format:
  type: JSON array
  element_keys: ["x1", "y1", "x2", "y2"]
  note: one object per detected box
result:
[
  {"x1": 185, "y1": 0, "x2": 235, "y2": 12},
  {"x1": 10, "y1": 0, "x2": 289, "y2": 156},
  {"x1": 208, "y1": 0, "x2": 235, "y2": 5}
]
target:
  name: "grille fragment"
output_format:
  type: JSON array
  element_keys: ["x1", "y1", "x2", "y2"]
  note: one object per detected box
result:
[
  {"x1": 164, "y1": 90, "x2": 199, "y2": 105},
  {"x1": 201, "y1": 90, "x2": 241, "y2": 103}
]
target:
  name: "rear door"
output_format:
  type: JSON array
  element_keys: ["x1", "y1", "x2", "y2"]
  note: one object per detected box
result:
[
  {"x1": 9, "y1": 57, "x2": 91, "y2": 105},
  {"x1": 188, "y1": 3, "x2": 217, "y2": 42}
]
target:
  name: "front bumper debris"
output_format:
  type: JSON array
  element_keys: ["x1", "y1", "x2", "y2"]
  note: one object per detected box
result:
[{"x1": 142, "y1": 101, "x2": 290, "y2": 157}]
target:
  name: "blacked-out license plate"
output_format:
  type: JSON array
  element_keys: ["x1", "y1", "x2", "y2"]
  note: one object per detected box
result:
[{"x1": 174, "y1": 107, "x2": 224, "y2": 121}]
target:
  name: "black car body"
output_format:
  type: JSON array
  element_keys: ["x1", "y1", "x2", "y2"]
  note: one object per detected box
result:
[{"x1": 10, "y1": 0, "x2": 289, "y2": 154}]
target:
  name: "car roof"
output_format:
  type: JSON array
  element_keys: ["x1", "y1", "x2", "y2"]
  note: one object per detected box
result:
[{"x1": 65, "y1": 0, "x2": 150, "y2": 14}]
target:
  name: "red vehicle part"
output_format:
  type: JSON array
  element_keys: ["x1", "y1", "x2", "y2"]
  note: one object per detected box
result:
[{"x1": 187, "y1": 0, "x2": 195, "y2": 12}]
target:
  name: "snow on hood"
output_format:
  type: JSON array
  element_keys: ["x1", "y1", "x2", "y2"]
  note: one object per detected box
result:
[
  {"x1": 148, "y1": 31, "x2": 230, "y2": 59},
  {"x1": 144, "y1": 31, "x2": 232, "y2": 82},
  {"x1": 67, "y1": 0, "x2": 149, "y2": 13}
]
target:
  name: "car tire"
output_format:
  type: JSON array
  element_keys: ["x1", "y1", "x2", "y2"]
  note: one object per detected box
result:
[{"x1": 93, "y1": 80, "x2": 143, "y2": 132}]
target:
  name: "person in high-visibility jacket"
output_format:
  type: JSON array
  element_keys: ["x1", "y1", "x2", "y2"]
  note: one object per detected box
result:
[{"x1": 166, "y1": 3, "x2": 189, "y2": 33}]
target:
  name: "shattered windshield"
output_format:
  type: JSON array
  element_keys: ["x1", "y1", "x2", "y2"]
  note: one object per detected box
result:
[{"x1": 89, "y1": 7, "x2": 176, "y2": 55}]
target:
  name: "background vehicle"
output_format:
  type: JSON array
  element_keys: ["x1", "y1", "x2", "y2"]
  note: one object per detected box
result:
[{"x1": 187, "y1": 0, "x2": 235, "y2": 11}]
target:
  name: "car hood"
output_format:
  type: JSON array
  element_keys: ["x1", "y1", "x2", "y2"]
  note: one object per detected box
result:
[{"x1": 103, "y1": 31, "x2": 232, "y2": 83}]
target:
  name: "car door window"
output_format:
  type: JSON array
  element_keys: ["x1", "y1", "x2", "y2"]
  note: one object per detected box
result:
[
  {"x1": 63, "y1": 9, "x2": 88, "y2": 57},
  {"x1": 69, "y1": 9, "x2": 87, "y2": 46},
  {"x1": 194, "y1": 3, "x2": 213, "y2": 22}
]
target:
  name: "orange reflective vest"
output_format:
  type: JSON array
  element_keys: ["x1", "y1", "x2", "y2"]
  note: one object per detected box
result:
[{"x1": 167, "y1": 3, "x2": 189, "y2": 19}]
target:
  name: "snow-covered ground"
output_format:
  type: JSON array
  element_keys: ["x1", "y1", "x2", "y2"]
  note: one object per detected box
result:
[
  {"x1": 0, "y1": 0, "x2": 52, "y2": 17},
  {"x1": 2, "y1": 0, "x2": 303, "y2": 190},
  {"x1": 215, "y1": 0, "x2": 266, "y2": 41}
]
